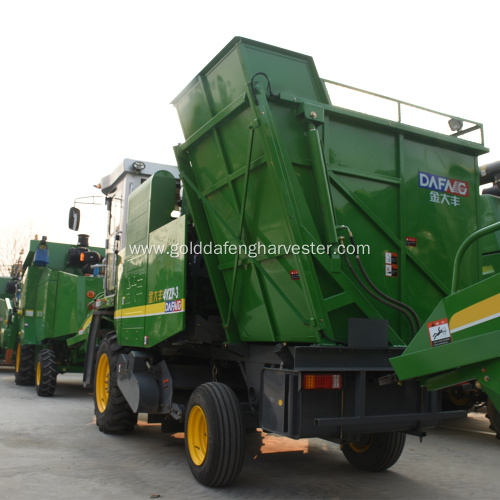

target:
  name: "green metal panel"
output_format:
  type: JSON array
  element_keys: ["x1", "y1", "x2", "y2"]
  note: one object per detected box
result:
[
  {"x1": 478, "y1": 194, "x2": 500, "y2": 278},
  {"x1": 0, "y1": 278, "x2": 18, "y2": 352},
  {"x1": 21, "y1": 265, "x2": 104, "y2": 344},
  {"x1": 117, "y1": 181, "x2": 150, "y2": 343},
  {"x1": 0, "y1": 298, "x2": 18, "y2": 351},
  {"x1": 116, "y1": 170, "x2": 179, "y2": 347},
  {"x1": 19, "y1": 240, "x2": 104, "y2": 346},
  {"x1": 391, "y1": 272, "x2": 500, "y2": 407},
  {"x1": 20, "y1": 265, "x2": 49, "y2": 344},
  {"x1": 173, "y1": 37, "x2": 490, "y2": 347},
  {"x1": 174, "y1": 37, "x2": 329, "y2": 141},
  {"x1": 0, "y1": 277, "x2": 9, "y2": 298},
  {"x1": 37, "y1": 268, "x2": 57, "y2": 342},
  {"x1": 144, "y1": 215, "x2": 186, "y2": 347},
  {"x1": 52, "y1": 272, "x2": 102, "y2": 339}
]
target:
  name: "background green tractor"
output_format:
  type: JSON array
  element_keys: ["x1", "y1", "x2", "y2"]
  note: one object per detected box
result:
[
  {"x1": 0, "y1": 253, "x2": 23, "y2": 367},
  {"x1": 14, "y1": 235, "x2": 104, "y2": 396}
]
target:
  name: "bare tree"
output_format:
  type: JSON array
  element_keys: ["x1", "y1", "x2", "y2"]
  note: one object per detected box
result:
[{"x1": 0, "y1": 223, "x2": 34, "y2": 277}]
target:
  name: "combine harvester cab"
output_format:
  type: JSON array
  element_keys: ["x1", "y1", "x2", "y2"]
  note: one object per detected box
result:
[
  {"x1": 79, "y1": 39, "x2": 498, "y2": 487},
  {"x1": 14, "y1": 235, "x2": 104, "y2": 396},
  {"x1": 70, "y1": 158, "x2": 179, "y2": 392}
]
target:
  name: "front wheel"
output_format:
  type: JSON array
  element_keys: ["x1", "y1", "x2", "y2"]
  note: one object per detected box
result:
[
  {"x1": 185, "y1": 382, "x2": 244, "y2": 487},
  {"x1": 15, "y1": 344, "x2": 35, "y2": 386},
  {"x1": 341, "y1": 432, "x2": 406, "y2": 472},
  {"x1": 35, "y1": 349, "x2": 58, "y2": 397},
  {"x1": 94, "y1": 333, "x2": 137, "y2": 434}
]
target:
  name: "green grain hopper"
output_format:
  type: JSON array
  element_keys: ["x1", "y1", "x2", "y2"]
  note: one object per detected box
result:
[
  {"x1": 15, "y1": 235, "x2": 104, "y2": 396},
  {"x1": 173, "y1": 38, "x2": 494, "y2": 347},
  {"x1": 78, "y1": 38, "x2": 499, "y2": 487}
]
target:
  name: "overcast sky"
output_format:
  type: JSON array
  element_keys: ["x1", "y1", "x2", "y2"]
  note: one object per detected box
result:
[{"x1": 1, "y1": 0, "x2": 498, "y2": 249}]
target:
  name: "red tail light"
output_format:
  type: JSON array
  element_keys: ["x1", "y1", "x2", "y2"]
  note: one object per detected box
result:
[{"x1": 302, "y1": 373, "x2": 343, "y2": 390}]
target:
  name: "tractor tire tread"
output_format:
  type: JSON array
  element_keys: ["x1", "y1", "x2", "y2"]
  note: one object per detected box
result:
[
  {"x1": 15, "y1": 344, "x2": 36, "y2": 386},
  {"x1": 94, "y1": 333, "x2": 137, "y2": 435},
  {"x1": 185, "y1": 382, "x2": 244, "y2": 487},
  {"x1": 36, "y1": 349, "x2": 58, "y2": 397},
  {"x1": 342, "y1": 431, "x2": 406, "y2": 472}
]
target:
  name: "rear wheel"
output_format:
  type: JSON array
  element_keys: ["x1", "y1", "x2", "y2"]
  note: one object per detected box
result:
[
  {"x1": 94, "y1": 333, "x2": 137, "y2": 434},
  {"x1": 486, "y1": 399, "x2": 500, "y2": 439},
  {"x1": 342, "y1": 432, "x2": 406, "y2": 472},
  {"x1": 15, "y1": 344, "x2": 35, "y2": 386},
  {"x1": 185, "y1": 382, "x2": 244, "y2": 487},
  {"x1": 442, "y1": 385, "x2": 474, "y2": 411},
  {"x1": 35, "y1": 349, "x2": 58, "y2": 397}
]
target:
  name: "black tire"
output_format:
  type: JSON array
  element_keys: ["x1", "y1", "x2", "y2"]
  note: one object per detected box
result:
[
  {"x1": 342, "y1": 432, "x2": 406, "y2": 472},
  {"x1": 94, "y1": 333, "x2": 137, "y2": 434},
  {"x1": 185, "y1": 382, "x2": 244, "y2": 487},
  {"x1": 442, "y1": 386, "x2": 474, "y2": 411},
  {"x1": 35, "y1": 349, "x2": 58, "y2": 397},
  {"x1": 486, "y1": 399, "x2": 500, "y2": 439},
  {"x1": 15, "y1": 344, "x2": 35, "y2": 386}
]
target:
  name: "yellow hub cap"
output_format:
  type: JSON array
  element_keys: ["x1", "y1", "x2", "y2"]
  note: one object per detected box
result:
[
  {"x1": 96, "y1": 353, "x2": 110, "y2": 413},
  {"x1": 36, "y1": 361, "x2": 41, "y2": 386},
  {"x1": 348, "y1": 435, "x2": 373, "y2": 453},
  {"x1": 187, "y1": 405, "x2": 208, "y2": 466},
  {"x1": 449, "y1": 388, "x2": 470, "y2": 407},
  {"x1": 15, "y1": 347, "x2": 21, "y2": 373}
]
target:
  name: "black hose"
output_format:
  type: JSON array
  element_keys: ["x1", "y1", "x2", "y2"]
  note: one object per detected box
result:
[
  {"x1": 345, "y1": 232, "x2": 421, "y2": 330},
  {"x1": 342, "y1": 249, "x2": 417, "y2": 336},
  {"x1": 250, "y1": 72, "x2": 280, "y2": 106}
]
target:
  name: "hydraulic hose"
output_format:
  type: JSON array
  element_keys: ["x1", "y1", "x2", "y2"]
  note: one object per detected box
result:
[
  {"x1": 351, "y1": 236, "x2": 420, "y2": 330},
  {"x1": 342, "y1": 248, "x2": 417, "y2": 336},
  {"x1": 337, "y1": 225, "x2": 421, "y2": 335}
]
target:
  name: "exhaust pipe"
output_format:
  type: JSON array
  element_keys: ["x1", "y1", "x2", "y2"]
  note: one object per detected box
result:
[
  {"x1": 482, "y1": 184, "x2": 500, "y2": 196},
  {"x1": 480, "y1": 161, "x2": 500, "y2": 185},
  {"x1": 480, "y1": 161, "x2": 500, "y2": 197}
]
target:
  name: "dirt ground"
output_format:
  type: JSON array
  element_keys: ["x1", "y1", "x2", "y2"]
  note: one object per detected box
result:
[{"x1": 1, "y1": 366, "x2": 500, "y2": 500}]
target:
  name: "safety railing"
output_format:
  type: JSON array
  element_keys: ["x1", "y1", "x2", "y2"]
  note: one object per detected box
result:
[{"x1": 323, "y1": 79, "x2": 484, "y2": 145}]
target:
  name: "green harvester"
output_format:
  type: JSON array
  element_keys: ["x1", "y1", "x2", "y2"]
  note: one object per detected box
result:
[
  {"x1": 72, "y1": 38, "x2": 499, "y2": 487},
  {"x1": 14, "y1": 235, "x2": 104, "y2": 396}
]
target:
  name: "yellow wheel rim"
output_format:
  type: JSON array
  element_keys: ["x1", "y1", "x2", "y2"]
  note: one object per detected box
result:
[
  {"x1": 95, "y1": 353, "x2": 110, "y2": 413},
  {"x1": 15, "y1": 347, "x2": 21, "y2": 373},
  {"x1": 36, "y1": 361, "x2": 41, "y2": 386},
  {"x1": 449, "y1": 388, "x2": 470, "y2": 407},
  {"x1": 348, "y1": 435, "x2": 373, "y2": 453},
  {"x1": 187, "y1": 405, "x2": 208, "y2": 466}
]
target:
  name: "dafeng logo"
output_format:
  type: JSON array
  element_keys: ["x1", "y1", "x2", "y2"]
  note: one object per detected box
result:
[{"x1": 418, "y1": 171, "x2": 469, "y2": 197}]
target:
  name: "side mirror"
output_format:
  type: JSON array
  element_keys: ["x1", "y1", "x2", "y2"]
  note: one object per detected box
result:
[{"x1": 69, "y1": 207, "x2": 81, "y2": 231}]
